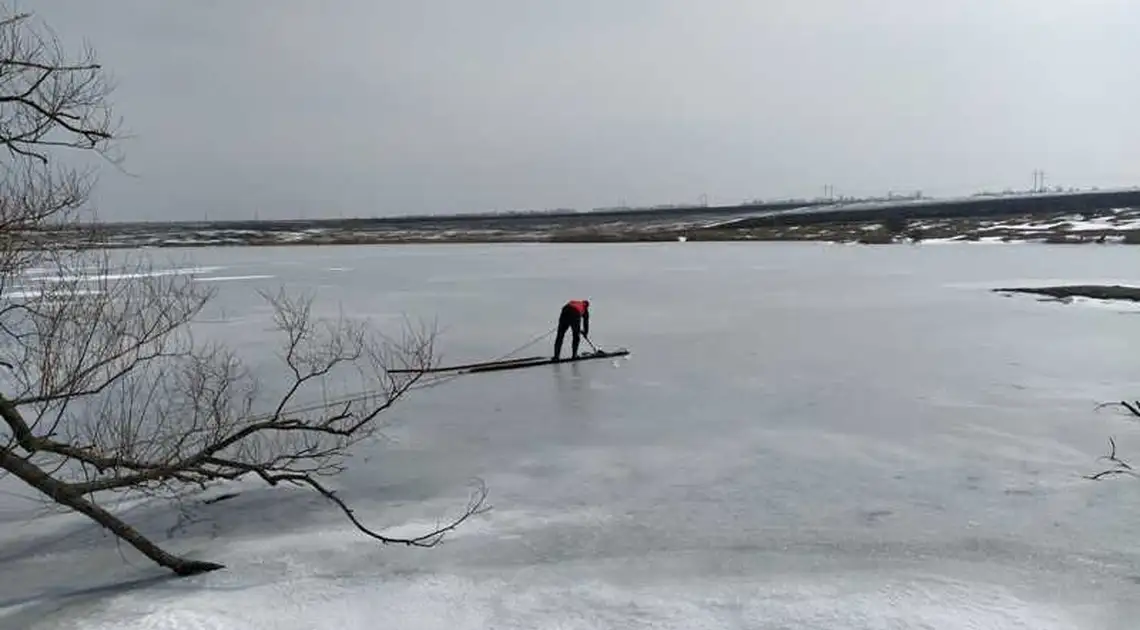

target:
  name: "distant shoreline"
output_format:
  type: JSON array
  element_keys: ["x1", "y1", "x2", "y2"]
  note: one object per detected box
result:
[
  {"x1": 69, "y1": 207, "x2": 1140, "y2": 249},
  {"x1": 22, "y1": 187, "x2": 1140, "y2": 250}
]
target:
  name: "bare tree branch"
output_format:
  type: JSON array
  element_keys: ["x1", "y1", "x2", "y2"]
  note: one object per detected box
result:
[
  {"x1": 0, "y1": 11, "x2": 118, "y2": 165},
  {"x1": 0, "y1": 6, "x2": 487, "y2": 577},
  {"x1": 1094, "y1": 401, "x2": 1140, "y2": 418},
  {"x1": 1, "y1": 257, "x2": 486, "y2": 575},
  {"x1": 1085, "y1": 437, "x2": 1139, "y2": 481}
]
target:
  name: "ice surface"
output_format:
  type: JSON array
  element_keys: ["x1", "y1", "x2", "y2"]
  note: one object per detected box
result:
[
  {"x1": 29, "y1": 265, "x2": 226, "y2": 284},
  {"x1": 3, "y1": 242, "x2": 1140, "y2": 629},
  {"x1": 192, "y1": 274, "x2": 277, "y2": 283}
]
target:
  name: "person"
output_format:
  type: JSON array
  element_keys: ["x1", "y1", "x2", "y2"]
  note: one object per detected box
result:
[{"x1": 553, "y1": 299, "x2": 589, "y2": 360}]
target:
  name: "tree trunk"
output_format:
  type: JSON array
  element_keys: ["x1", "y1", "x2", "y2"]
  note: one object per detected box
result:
[{"x1": 0, "y1": 448, "x2": 224, "y2": 576}]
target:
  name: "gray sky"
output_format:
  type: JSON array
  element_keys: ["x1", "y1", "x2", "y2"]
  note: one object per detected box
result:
[{"x1": 22, "y1": 0, "x2": 1140, "y2": 222}]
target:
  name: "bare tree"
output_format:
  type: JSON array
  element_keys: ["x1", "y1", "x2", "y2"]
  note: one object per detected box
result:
[
  {"x1": 1086, "y1": 401, "x2": 1140, "y2": 482},
  {"x1": 0, "y1": 8, "x2": 487, "y2": 576}
]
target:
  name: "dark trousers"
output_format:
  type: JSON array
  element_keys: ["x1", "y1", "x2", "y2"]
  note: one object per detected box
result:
[{"x1": 553, "y1": 304, "x2": 581, "y2": 359}]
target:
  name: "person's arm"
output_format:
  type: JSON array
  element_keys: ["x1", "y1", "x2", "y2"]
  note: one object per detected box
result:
[{"x1": 582, "y1": 309, "x2": 589, "y2": 337}]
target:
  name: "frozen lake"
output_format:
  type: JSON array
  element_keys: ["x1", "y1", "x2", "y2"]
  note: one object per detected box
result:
[{"x1": 3, "y1": 242, "x2": 1140, "y2": 629}]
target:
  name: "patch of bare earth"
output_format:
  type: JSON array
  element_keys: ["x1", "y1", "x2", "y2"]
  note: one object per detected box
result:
[{"x1": 992, "y1": 285, "x2": 1140, "y2": 302}]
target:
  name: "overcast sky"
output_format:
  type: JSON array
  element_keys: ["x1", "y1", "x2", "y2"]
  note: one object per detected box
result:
[{"x1": 20, "y1": 0, "x2": 1140, "y2": 222}]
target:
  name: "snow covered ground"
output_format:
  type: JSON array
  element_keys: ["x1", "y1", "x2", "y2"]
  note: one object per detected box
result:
[
  {"x1": 3, "y1": 242, "x2": 1140, "y2": 629},
  {"x1": 914, "y1": 207, "x2": 1140, "y2": 244}
]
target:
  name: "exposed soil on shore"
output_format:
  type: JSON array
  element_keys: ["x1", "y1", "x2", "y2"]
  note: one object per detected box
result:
[{"x1": 992, "y1": 285, "x2": 1140, "y2": 302}]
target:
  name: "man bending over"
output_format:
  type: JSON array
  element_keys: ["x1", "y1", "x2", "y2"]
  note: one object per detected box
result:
[{"x1": 553, "y1": 299, "x2": 589, "y2": 360}]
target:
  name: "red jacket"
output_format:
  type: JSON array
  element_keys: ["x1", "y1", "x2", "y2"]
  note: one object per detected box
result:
[
  {"x1": 567, "y1": 299, "x2": 589, "y2": 315},
  {"x1": 565, "y1": 299, "x2": 590, "y2": 336}
]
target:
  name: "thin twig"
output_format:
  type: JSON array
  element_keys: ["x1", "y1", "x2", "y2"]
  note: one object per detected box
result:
[{"x1": 1085, "y1": 437, "x2": 1140, "y2": 480}]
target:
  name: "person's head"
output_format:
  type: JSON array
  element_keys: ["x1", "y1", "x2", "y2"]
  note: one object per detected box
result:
[{"x1": 582, "y1": 299, "x2": 590, "y2": 308}]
